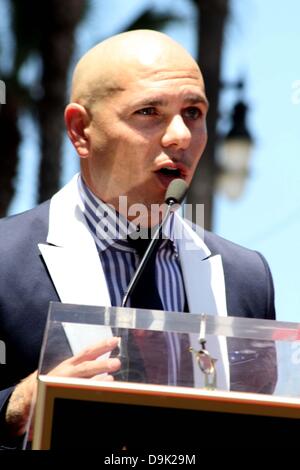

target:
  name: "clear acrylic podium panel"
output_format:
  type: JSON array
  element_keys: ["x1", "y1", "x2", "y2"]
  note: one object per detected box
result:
[
  {"x1": 31, "y1": 301, "x2": 300, "y2": 449},
  {"x1": 38, "y1": 301, "x2": 300, "y2": 398}
]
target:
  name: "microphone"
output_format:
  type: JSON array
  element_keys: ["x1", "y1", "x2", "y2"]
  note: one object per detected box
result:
[
  {"x1": 122, "y1": 178, "x2": 188, "y2": 307},
  {"x1": 114, "y1": 179, "x2": 188, "y2": 381},
  {"x1": 164, "y1": 177, "x2": 188, "y2": 206}
]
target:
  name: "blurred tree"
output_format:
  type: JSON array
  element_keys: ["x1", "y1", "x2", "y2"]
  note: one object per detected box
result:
[
  {"x1": 36, "y1": 0, "x2": 88, "y2": 203},
  {"x1": 0, "y1": 80, "x2": 21, "y2": 215},
  {"x1": 123, "y1": 8, "x2": 181, "y2": 32},
  {"x1": 0, "y1": 1, "x2": 179, "y2": 215},
  {"x1": 188, "y1": 0, "x2": 229, "y2": 230},
  {"x1": 0, "y1": 0, "x2": 87, "y2": 215}
]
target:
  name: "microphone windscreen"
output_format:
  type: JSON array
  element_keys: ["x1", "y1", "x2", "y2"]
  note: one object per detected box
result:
[{"x1": 165, "y1": 178, "x2": 188, "y2": 205}]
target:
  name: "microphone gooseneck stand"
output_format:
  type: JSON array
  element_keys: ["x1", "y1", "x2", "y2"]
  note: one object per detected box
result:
[{"x1": 115, "y1": 178, "x2": 188, "y2": 381}]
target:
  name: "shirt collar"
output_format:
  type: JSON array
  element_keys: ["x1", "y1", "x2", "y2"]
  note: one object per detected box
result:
[{"x1": 78, "y1": 175, "x2": 179, "y2": 255}]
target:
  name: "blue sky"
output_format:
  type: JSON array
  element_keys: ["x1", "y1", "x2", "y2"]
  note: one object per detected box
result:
[
  {"x1": 214, "y1": 0, "x2": 300, "y2": 322},
  {"x1": 3, "y1": 0, "x2": 300, "y2": 321}
]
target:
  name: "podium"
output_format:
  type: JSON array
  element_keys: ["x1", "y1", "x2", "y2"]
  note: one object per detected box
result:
[{"x1": 31, "y1": 302, "x2": 300, "y2": 449}]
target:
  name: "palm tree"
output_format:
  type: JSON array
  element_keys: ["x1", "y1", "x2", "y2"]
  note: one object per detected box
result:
[
  {"x1": 0, "y1": 1, "x2": 180, "y2": 216},
  {"x1": 188, "y1": 0, "x2": 229, "y2": 230},
  {"x1": 0, "y1": 80, "x2": 21, "y2": 215},
  {"x1": 121, "y1": 8, "x2": 181, "y2": 33},
  {"x1": 37, "y1": 0, "x2": 88, "y2": 203},
  {"x1": 0, "y1": 0, "x2": 87, "y2": 216}
]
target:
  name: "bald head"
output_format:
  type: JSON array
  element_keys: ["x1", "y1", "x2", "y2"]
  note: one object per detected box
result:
[
  {"x1": 65, "y1": 29, "x2": 208, "y2": 215},
  {"x1": 70, "y1": 29, "x2": 204, "y2": 107}
]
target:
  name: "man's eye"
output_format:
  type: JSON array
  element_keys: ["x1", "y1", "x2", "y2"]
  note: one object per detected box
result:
[
  {"x1": 136, "y1": 107, "x2": 157, "y2": 116},
  {"x1": 183, "y1": 107, "x2": 202, "y2": 120}
]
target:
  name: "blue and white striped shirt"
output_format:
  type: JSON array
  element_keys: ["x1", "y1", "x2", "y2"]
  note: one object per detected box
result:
[{"x1": 78, "y1": 176, "x2": 188, "y2": 384}]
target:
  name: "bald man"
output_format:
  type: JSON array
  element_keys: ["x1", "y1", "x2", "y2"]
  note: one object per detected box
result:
[{"x1": 0, "y1": 30, "x2": 276, "y2": 447}]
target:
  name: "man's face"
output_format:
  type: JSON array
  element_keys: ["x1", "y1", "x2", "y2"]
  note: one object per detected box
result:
[{"x1": 82, "y1": 63, "x2": 208, "y2": 213}]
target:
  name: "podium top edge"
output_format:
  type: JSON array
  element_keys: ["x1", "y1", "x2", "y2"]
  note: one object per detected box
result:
[{"x1": 47, "y1": 302, "x2": 300, "y2": 342}]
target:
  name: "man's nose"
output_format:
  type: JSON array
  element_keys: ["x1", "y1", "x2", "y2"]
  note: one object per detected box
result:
[{"x1": 161, "y1": 115, "x2": 191, "y2": 149}]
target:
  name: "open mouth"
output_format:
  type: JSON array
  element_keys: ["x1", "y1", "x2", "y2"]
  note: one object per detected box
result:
[
  {"x1": 155, "y1": 165, "x2": 186, "y2": 189},
  {"x1": 158, "y1": 167, "x2": 182, "y2": 178}
]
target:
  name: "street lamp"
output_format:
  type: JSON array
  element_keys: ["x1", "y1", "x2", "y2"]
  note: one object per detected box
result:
[{"x1": 216, "y1": 92, "x2": 254, "y2": 199}]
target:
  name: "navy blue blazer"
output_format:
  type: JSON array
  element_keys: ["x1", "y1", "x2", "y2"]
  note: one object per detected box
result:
[{"x1": 0, "y1": 199, "x2": 277, "y2": 443}]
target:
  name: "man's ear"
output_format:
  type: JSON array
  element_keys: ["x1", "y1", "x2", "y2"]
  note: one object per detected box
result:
[{"x1": 64, "y1": 103, "x2": 90, "y2": 158}]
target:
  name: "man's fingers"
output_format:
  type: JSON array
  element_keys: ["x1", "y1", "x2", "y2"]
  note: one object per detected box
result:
[
  {"x1": 91, "y1": 374, "x2": 115, "y2": 382},
  {"x1": 70, "y1": 337, "x2": 120, "y2": 365},
  {"x1": 73, "y1": 357, "x2": 121, "y2": 378}
]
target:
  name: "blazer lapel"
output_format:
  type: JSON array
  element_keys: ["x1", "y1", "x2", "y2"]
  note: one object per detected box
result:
[
  {"x1": 38, "y1": 174, "x2": 111, "y2": 307},
  {"x1": 173, "y1": 213, "x2": 229, "y2": 389},
  {"x1": 173, "y1": 212, "x2": 227, "y2": 316},
  {"x1": 38, "y1": 175, "x2": 113, "y2": 354}
]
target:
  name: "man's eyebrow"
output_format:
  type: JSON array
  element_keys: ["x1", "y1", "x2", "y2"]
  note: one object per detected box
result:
[
  {"x1": 133, "y1": 94, "x2": 209, "y2": 108},
  {"x1": 134, "y1": 98, "x2": 168, "y2": 107},
  {"x1": 184, "y1": 94, "x2": 209, "y2": 108}
]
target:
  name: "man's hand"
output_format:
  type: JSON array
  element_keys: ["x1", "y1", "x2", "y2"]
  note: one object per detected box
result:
[{"x1": 5, "y1": 337, "x2": 121, "y2": 437}]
